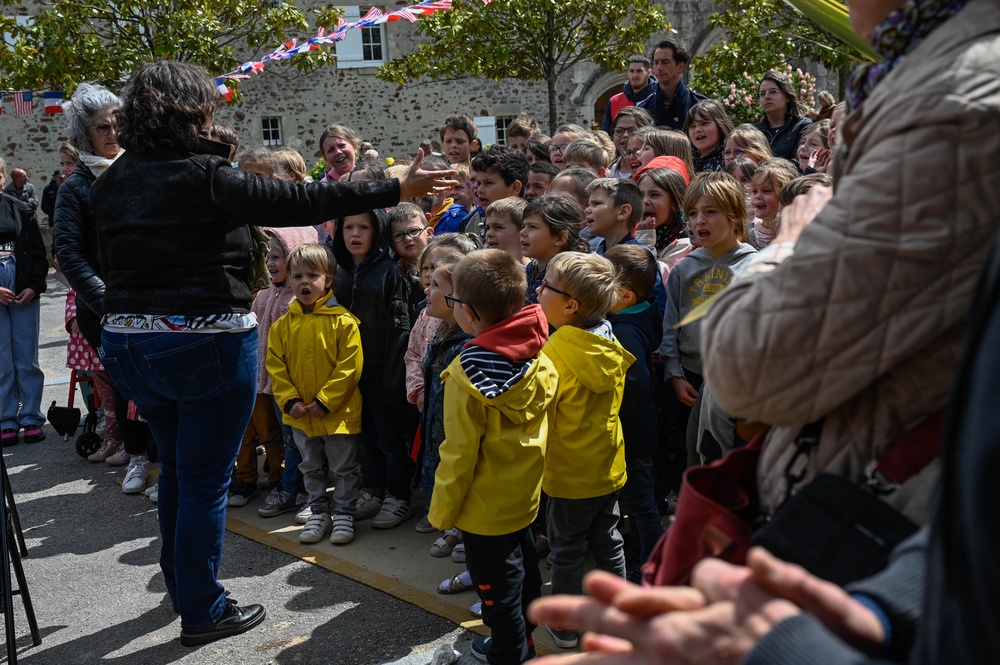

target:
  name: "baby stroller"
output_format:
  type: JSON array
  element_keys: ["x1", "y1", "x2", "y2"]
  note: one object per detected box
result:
[{"x1": 46, "y1": 370, "x2": 103, "y2": 458}]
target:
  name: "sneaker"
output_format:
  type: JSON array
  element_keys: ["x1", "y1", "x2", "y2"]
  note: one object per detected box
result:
[
  {"x1": 258, "y1": 488, "x2": 298, "y2": 518},
  {"x1": 470, "y1": 600, "x2": 482, "y2": 618},
  {"x1": 371, "y1": 495, "x2": 413, "y2": 529},
  {"x1": 471, "y1": 636, "x2": 491, "y2": 663},
  {"x1": 227, "y1": 481, "x2": 258, "y2": 508},
  {"x1": 104, "y1": 444, "x2": 129, "y2": 466},
  {"x1": 87, "y1": 438, "x2": 120, "y2": 463},
  {"x1": 145, "y1": 485, "x2": 158, "y2": 504},
  {"x1": 299, "y1": 512, "x2": 332, "y2": 543},
  {"x1": 23, "y1": 425, "x2": 45, "y2": 443},
  {"x1": 179, "y1": 598, "x2": 266, "y2": 647},
  {"x1": 121, "y1": 456, "x2": 149, "y2": 494},
  {"x1": 294, "y1": 504, "x2": 312, "y2": 525},
  {"x1": 546, "y1": 625, "x2": 579, "y2": 649},
  {"x1": 663, "y1": 490, "x2": 679, "y2": 516},
  {"x1": 355, "y1": 489, "x2": 383, "y2": 520},
  {"x1": 329, "y1": 514, "x2": 355, "y2": 545},
  {"x1": 0, "y1": 428, "x2": 18, "y2": 447},
  {"x1": 414, "y1": 515, "x2": 438, "y2": 533}
]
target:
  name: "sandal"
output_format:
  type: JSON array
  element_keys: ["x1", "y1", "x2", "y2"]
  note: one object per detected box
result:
[
  {"x1": 437, "y1": 570, "x2": 473, "y2": 594},
  {"x1": 429, "y1": 527, "x2": 462, "y2": 557},
  {"x1": 414, "y1": 515, "x2": 438, "y2": 534},
  {"x1": 451, "y1": 542, "x2": 466, "y2": 564}
]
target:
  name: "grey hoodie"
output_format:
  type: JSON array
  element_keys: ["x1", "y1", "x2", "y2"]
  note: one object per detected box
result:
[{"x1": 660, "y1": 243, "x2": 757, "y2": 376}]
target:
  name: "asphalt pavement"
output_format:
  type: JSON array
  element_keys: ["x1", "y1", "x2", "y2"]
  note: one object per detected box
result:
[{"x1": 0, "y1": 273, "x2": 492, "y2": 665}]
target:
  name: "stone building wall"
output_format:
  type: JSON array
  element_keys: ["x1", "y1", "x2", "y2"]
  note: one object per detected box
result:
[{"x1": 0, "y1": 0, "x2": 718, "y2": 211}]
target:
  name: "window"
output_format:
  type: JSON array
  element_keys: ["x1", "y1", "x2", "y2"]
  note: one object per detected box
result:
[
  {"x1": 261, "y1": 116, "x2": 283, "y2": 146},
  {"x1": 495, "y1": 116, "x2": 516, "y2": 146},
  {"x1": 335, "y1": 6, "x2": 388, "y2": 68}
]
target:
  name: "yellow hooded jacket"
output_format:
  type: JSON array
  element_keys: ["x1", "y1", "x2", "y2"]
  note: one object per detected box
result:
[
  {"x1": 541, "y1": 324, "x2": 635, "y2": 499},
  {"x1": 428, "y1": 305, "x2": 558, "y2": 536},
  {"x1": 266, "y1": 289, "x2": 363, "y2": 437}
]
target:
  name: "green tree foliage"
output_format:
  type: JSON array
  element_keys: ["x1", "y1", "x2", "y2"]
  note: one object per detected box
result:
[
  {"x1": 377, "y1": 0, "x2": 670, "y2": 134},
  {"x1": 690, "y1": 0, "x2": 858, "y2": 120},
  {"x1": 0, "y1": 0, "x2": 341, "y2": 94}
]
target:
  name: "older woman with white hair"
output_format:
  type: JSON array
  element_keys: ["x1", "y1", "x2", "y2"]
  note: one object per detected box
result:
[{"x1": 53, "y1": 82, "x2": 154, "y2": 492}]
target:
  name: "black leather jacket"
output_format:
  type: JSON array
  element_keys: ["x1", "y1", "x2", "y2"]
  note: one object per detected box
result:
[
  {"x1": 92, "y1": 139, "x2": 399, "y2": 317},
  {"x1": 53, "y1": 161, "x2": 105, "y2": 314},
  {"x1": 1, "y1": 194, "x2": 47, "y2": 295}
]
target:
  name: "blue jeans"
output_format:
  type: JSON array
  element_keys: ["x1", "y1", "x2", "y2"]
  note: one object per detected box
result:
[
  {"x1": 101, "y1": 329, "x2": 257, "y2": 630},
  {"x1": 546, "y1": 492, "x2": 626, "y2": 597},
  {"x1": 0, "y1": 254, "x2": 44, "y2": 430},
  {"x1": 273, "y1": 397, "x2": 303, "y2": 496}
]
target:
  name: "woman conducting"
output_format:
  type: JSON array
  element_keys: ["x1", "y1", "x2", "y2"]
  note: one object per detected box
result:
[{"x1": 92, "y1": 60, "x2": 456, "y2": 647}]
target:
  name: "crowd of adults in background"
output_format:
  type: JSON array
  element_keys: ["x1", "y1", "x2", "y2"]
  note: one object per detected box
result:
[{"x1": 0, "y1": 0, "x2": 997, "y2": 657}]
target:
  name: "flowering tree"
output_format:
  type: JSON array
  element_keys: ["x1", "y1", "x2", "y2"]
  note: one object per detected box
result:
[
  {"x1": 690, "y1": 0, "x2": 853, "y2": 124},
  {"x1": 712, "y1": 65, "x2": 817, "y2": 125}
]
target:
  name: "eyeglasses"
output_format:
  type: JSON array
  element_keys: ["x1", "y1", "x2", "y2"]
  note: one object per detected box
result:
[
  {"x1": 624, "y1": 148, "x2": 642, "y2": 159},
  {"x1": 444, "y1": 293, "x2": 480, "y2": 320},
  {"x1": 548, "y1": 144, "x2": 570, "y2": 155},
  {"x1": 612, "y1": 127, "x2": 636, "y2": 138},
  {"x1": 723, "y1": 147, "x2": 745, "y2": 159},
  {"x1": 391, "y1": 226, "x2": 427, "y2": 244},
  {"x1": 92, "y1": 123, "x2": 118, "y2": 136},
  {"x1": 758, "y1": 88, "x2": 783, "y2": 99},
  {"x1": 539, "y1": 279, "x2": 573, "y2": 299}
]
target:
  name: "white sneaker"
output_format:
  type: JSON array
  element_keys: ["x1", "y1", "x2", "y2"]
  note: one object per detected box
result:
[
  {"x1": 122, "y1": 456, "x2": 149, "y2": 494},
  {"x1": 356, "y1": 489, "x2": 383, "y2": 520},
  {"x1": 372, "y1": 495, "x2": 413, "y2": 529},
  {"x1": 299, "y1": 512, "x2": 332, "y2": 543},
  {"x1": 329, "y1": 514, "x2": 355, "y2": 545},
  {"x1": 294, "y1": 504, "x2": 313, "y2": 525}
]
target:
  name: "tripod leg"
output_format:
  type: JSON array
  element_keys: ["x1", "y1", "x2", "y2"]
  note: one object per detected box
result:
[
  {"x1": 0, "y1": 472, "x2": 18, "y2": 664},
  {"x1": 7, "y1": 521, "x2": 39, "y2": 646},
  {"x1": 1, "y1": 458, "x2": 26, "y2": 557}
]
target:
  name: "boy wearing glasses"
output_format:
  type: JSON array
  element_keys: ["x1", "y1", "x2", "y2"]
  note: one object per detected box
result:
[
  {"x1": 535, "y1": 252, "x2": 634, "y2": 650},
  {"x1": 388, "y1": 203, "x2": 433, "y2": 280},
  {"x1": 428, "y1": 249, "x2": 557, "y2": 665}
]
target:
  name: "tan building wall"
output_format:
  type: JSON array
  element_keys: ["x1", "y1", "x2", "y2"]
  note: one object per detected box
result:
[{"x1": 1, "y1": 0, "x2": 719, "y2": 215}]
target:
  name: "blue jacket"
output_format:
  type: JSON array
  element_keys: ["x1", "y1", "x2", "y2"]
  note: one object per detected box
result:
[
  {"x1": 637, "y1": 79, "x2": 706, "y2": 131},
  {"x1": 607, "y1": 301, "x2": 661, "y2": 460}
]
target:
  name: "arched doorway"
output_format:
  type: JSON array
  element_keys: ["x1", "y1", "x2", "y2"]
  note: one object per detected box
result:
[{"x1": 593, "y1": 83, "x2": 623, "y2": 129}]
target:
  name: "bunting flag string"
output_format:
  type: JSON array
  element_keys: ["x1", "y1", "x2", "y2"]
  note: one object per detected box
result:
[{"x1": 214, "y1": 0, "x2": 492, "y2": 96}]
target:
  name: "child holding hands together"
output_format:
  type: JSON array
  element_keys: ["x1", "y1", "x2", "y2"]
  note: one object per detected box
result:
[{"x1": 267, "y1": 244, "x2": 364, "y2": 546}]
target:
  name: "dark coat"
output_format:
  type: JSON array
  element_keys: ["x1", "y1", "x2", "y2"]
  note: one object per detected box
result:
[
  {"x1": 53, "y1": 162, "x2": 104, "y2": 314},
  {"x1": 1, "y1": 193, "x2": 47, "y2": 295},
  {"x1": 637, "y1": 79, "x2": 707, "y2": 131},
  {"x1": 608, "y1": 302, "x2": 661, "y2": 460},
  {"x1": 753, "y1": 115, "x2": 813, "y2": 162},
  {"x1": 331, "y1": 207, "x2": 423, "y2": 407},
  {"x1": 92, "y1": 138, "x2": 399, "y2": 317}
]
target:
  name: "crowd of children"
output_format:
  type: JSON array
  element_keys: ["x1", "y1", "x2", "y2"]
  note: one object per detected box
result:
[{"x1": 43, "y1": 65, "x2": 842, "y2": 663}]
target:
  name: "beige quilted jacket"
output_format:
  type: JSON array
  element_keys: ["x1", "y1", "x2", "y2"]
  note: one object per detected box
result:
[{"x1": 703, "y1": 0, "x2": 1000, "y2": 524}]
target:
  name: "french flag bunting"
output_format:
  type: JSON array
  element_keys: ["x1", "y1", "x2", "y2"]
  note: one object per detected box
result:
[
  {"x1": 14, "y1": 91, "x2": 32, "y2": 116},
  {"x1": 44, "y1": 91, "x2": 64, "y2": 114},
  {"x1": 215, "y1": 78, "x2": 233, "y2": 102}
]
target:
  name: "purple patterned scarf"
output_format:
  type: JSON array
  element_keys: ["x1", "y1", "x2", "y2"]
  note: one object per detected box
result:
[{"x1": 846, "y1": 0, "x2": 969, "y2": 111}]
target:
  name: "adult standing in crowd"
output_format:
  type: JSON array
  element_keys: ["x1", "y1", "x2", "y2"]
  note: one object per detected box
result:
[
  {"x1": 638, "y1": 39, "x2": 706, "y2": 130},
  {"x1": 53, "y1": 83, "x2": 155, "y2": 492},
  {"x1": 600, "y1": 55, "x2": 658, "y2": 134},
  {"x1": 41, "y1": 170, "x2": 63, "y2": 225},
  {"x1": 753, "y1": 70, "x2": 813, "y2": 160},
  {"x1": 91, "y1": 60, "x2": 455, "y2": 648},
  {"x1": 5, "y1": 168, "x2": 39, "y2": 228},
  {"x1": 528, "y1": 0, "x2": 1000, "y2": 659},
  {"x1": 0, "y1": 157, "x2": 47, "y2": 447}
]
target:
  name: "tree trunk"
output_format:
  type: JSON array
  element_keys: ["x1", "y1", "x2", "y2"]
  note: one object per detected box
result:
[{"x1": 547, "y1": 73, "x2": 558, "y2": 135}]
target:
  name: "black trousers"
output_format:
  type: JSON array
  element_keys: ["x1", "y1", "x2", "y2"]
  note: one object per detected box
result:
[{"x1": 463, "y1": 526, "x2": 541, "y2": 665}]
